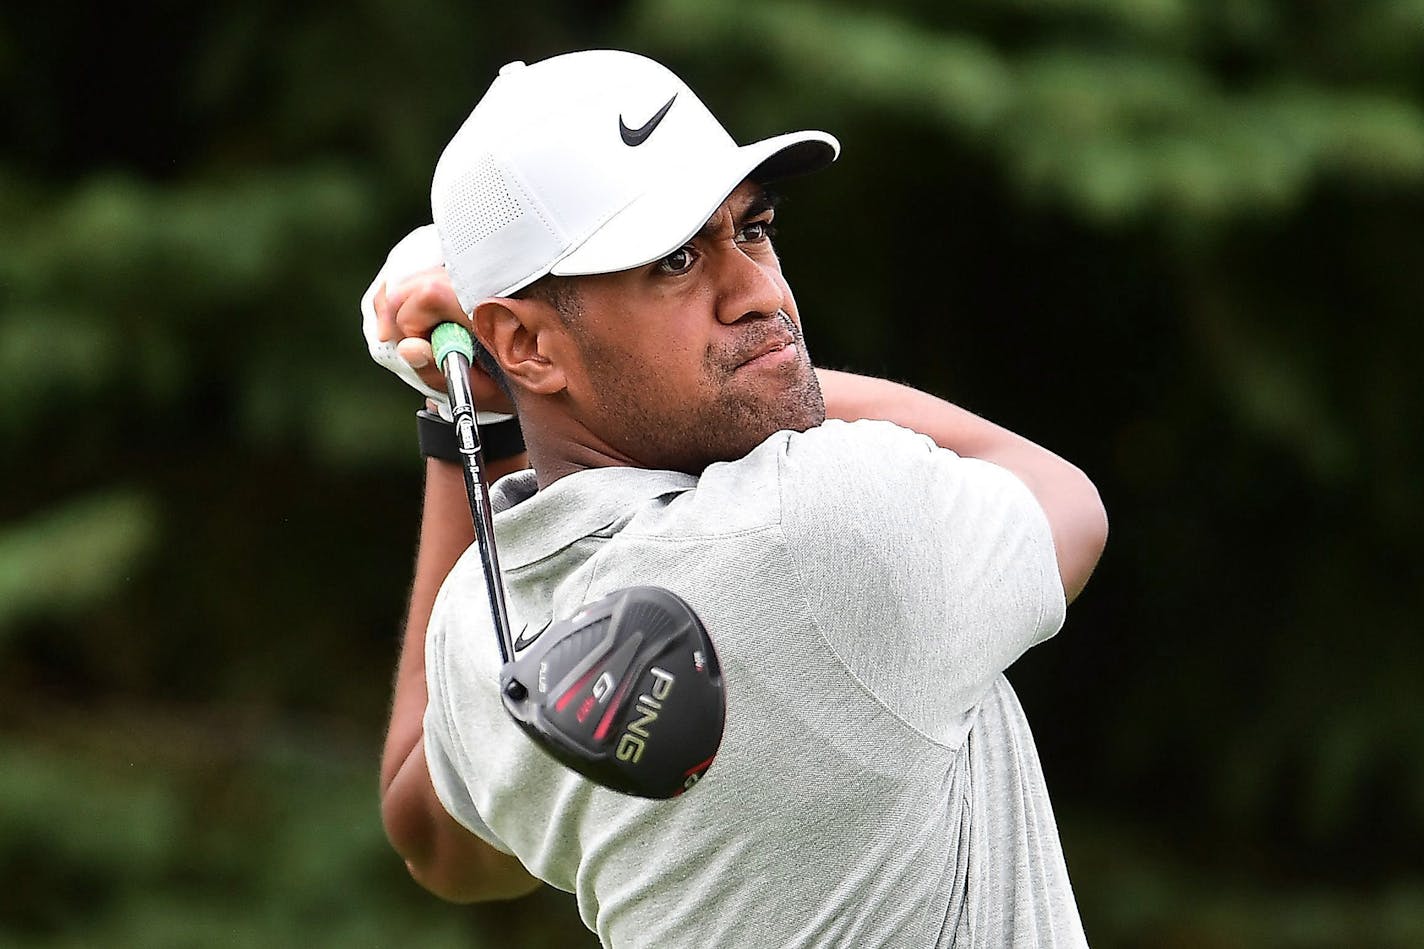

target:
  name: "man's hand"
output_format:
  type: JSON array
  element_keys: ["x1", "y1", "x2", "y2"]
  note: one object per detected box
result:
[
  {"x1": 362, "y1": 226, "x2": 515, "y2": 420},
  {"x1": 375, "y1": 267, "x2": 515, "y2": 418}
]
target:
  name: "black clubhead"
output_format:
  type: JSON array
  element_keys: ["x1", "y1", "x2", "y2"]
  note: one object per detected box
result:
[{"x1": 499, "y1": 586, "x2": 725, "y2": 799}]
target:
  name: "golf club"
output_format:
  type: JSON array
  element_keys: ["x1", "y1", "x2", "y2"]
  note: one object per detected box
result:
[{"x1": 431, "y1": 322, "x2": 726, "y2": 799}]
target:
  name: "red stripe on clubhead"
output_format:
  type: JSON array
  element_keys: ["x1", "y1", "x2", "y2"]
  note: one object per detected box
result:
[
  {"x1": 683, "y1": 753, "x2": 716, "y2": 778},
  {"x1": 592, "y1": 676, "x2": 635, "y2": 742},
  {"x1": 554, "y1": 663, "x2": 603, "y2": 714}
]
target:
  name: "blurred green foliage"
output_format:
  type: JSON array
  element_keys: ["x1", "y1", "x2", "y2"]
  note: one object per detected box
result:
[{"x1": 2, "y1": 0, "x2": 1421, "y2": 945}]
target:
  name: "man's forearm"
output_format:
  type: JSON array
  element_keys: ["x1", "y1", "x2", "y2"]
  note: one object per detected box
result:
[
  {"x1": 381, "y1": 451, "x2": 527, "y2": 791},
  {"x1": 379, "y1": 451, "x2": 540, "y2": 903},
  {"x1": 381, "y1": 458, "x2": 474, "y2": 792},
  {"x1": 816, "y1": 368, "x2": 1107, "y2": 602}
]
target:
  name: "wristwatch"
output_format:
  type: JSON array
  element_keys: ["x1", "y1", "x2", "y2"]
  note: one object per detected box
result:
[{"x1": 417, "y1": 409, "x2": 525, "y2": 463}]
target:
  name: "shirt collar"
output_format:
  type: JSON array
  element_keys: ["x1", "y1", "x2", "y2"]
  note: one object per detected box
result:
[{"x1": 490, "y1": 466, "x2": 698, "y2": 569}]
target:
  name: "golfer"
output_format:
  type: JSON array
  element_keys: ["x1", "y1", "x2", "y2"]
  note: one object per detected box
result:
[{"x1": 365, "y1": 50, "x2": 1107, "y2": 947}]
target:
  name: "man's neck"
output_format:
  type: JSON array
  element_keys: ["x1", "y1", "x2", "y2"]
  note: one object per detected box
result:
[
  {"x1": 526, "y1": 442, "x2": 639, "y2": 490},
  {"x1": 520, "y1": 406, "x2": 646, "y2": 490}
]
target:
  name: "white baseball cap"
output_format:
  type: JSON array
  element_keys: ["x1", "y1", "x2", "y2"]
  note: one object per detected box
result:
[{"x1": 431, "y1": 49, "x2": 840, "y2": 313}]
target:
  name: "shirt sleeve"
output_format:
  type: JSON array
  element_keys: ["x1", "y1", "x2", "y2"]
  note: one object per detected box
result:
[
  {"x1": 423, "y1": 716, "x2": 513, "y2": 854},
  {"x1": 422, "y1": 584, "x2": 515, "y2": 855},
  {"x1": 778, "y1": 419, "x2": 1066, "y2": 745}
]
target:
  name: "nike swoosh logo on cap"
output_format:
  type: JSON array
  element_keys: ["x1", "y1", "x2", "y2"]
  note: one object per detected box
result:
[
  {"x1": 619, "y1": 93, "x2": 678, "y2": 146},
  {"x1": 513, "y1": 618, "x2": 552, "y2": 652}
]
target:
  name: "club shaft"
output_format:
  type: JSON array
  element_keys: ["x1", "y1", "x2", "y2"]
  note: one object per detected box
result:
[{"x1": 441, "y1": 348, "x2": 516, "y2": 665}]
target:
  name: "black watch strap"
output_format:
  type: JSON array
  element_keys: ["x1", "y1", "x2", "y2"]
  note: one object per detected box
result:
[
  {"x1": 417, "y1": 409, "x2": 525, "y2": 463},
  {"x1": 479, "y1": 415, "x2": 526, "y2": 461}
]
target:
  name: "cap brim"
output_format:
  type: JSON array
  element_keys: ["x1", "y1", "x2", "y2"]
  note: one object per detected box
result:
[{"x1": 550, "y1": 130, "x2": 839, "y2": 279}]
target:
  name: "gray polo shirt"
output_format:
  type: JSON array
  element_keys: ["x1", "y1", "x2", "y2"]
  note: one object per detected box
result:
[{"x1": 424, "y1": 418, "x2": 1086, "y2": 947}]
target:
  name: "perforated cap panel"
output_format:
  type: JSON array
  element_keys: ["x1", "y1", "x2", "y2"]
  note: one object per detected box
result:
[{"x1": 443, "y1": 155, "x2": 522, "y2": 257}]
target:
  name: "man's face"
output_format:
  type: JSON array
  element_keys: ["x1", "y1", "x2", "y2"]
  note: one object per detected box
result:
[{"x1": 555, "y1": 180, "x2": 826, "y2": 474}]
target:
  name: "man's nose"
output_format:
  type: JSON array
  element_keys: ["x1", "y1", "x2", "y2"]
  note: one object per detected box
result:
[{"x1": 715, "y1": 248, "x2": 784, "y2": 325}]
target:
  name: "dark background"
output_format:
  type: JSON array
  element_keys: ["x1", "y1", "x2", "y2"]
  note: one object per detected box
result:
[{"x1": 3, "y1": 1, "x2": 1422, "y2": 946}]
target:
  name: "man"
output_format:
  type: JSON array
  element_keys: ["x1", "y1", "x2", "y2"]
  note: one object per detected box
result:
[{"x1": 365, "y1": 50, "x2": 1107, "y2": 947}]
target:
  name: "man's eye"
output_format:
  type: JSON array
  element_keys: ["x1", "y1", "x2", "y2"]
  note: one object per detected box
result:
[
  {"x1": 737, "y1": 220, "x2": 777, "y2": 243},
  {"x1": 657, "y1": 246, "x2": 697, "y2": 275}
]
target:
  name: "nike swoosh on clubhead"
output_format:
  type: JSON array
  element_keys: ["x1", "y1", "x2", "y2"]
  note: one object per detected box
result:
[
  {"x1": 513, "y1": 618, "x2": 552, "y2": 652},
  {"x1": 619, "y1": 94, "x2": 678, "y2": 147}
]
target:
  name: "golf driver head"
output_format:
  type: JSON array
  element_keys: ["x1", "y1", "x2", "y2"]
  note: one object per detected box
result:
[{"x1": 499, "y1": 586, "x2": 725, "y2": 799}]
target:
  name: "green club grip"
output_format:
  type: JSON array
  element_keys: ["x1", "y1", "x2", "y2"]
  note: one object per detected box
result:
[{"x1": 432, "y1": 322, "x2": 475, "y2": 368}]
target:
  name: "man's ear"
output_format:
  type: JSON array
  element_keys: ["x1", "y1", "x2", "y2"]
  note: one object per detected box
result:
[{"x1": 471, "y1": 296, "x2": 569, "y2": 396}]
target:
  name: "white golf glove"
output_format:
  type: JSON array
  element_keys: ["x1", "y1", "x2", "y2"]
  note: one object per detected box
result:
[{"x1": 360, "y1": 225, "x2": 512, "y2": 424}]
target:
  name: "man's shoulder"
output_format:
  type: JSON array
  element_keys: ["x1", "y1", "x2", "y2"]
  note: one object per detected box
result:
[
  {"x1": 768, "y1": 418, "x2": 1046, "y2": 564},
  {"x1": 774, "y1": 418, "x2": 953, "y2": 515},
  {"x1": 620, "y1": 418, "x2": 991, "y2": 544},
  {"x1": 713, "y1": 418, "x2": 938, "y2": 485},
  {"x1": 623, "y1": 422, "x2": 898, "y2": 552},
  {"x1": 779, "y1": 417, "x2": 939, "y2": 469},
  {"x1": 669, "y1": 420, "x2": 917, "y2": 522}
]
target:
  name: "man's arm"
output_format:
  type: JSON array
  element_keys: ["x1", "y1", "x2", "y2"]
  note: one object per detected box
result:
[
  {"x1": 371, "y1": 264, "x2": 539, "y2": 903},
  {"x1": 379, "y1": 453, "x2": 542, "y2": 903},
  {"x1": 816, "y1": 368, "x2": 1107, "y2": 603}
]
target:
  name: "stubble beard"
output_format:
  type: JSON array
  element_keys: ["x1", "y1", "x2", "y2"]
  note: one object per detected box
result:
[{"x1": 589, "y1": 325, "x2": 827, "y2": 475}]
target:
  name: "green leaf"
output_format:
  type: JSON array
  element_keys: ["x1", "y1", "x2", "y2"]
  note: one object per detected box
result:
[{"x1": 0, "y1": 491, "x2": 158, "y2": 634}]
